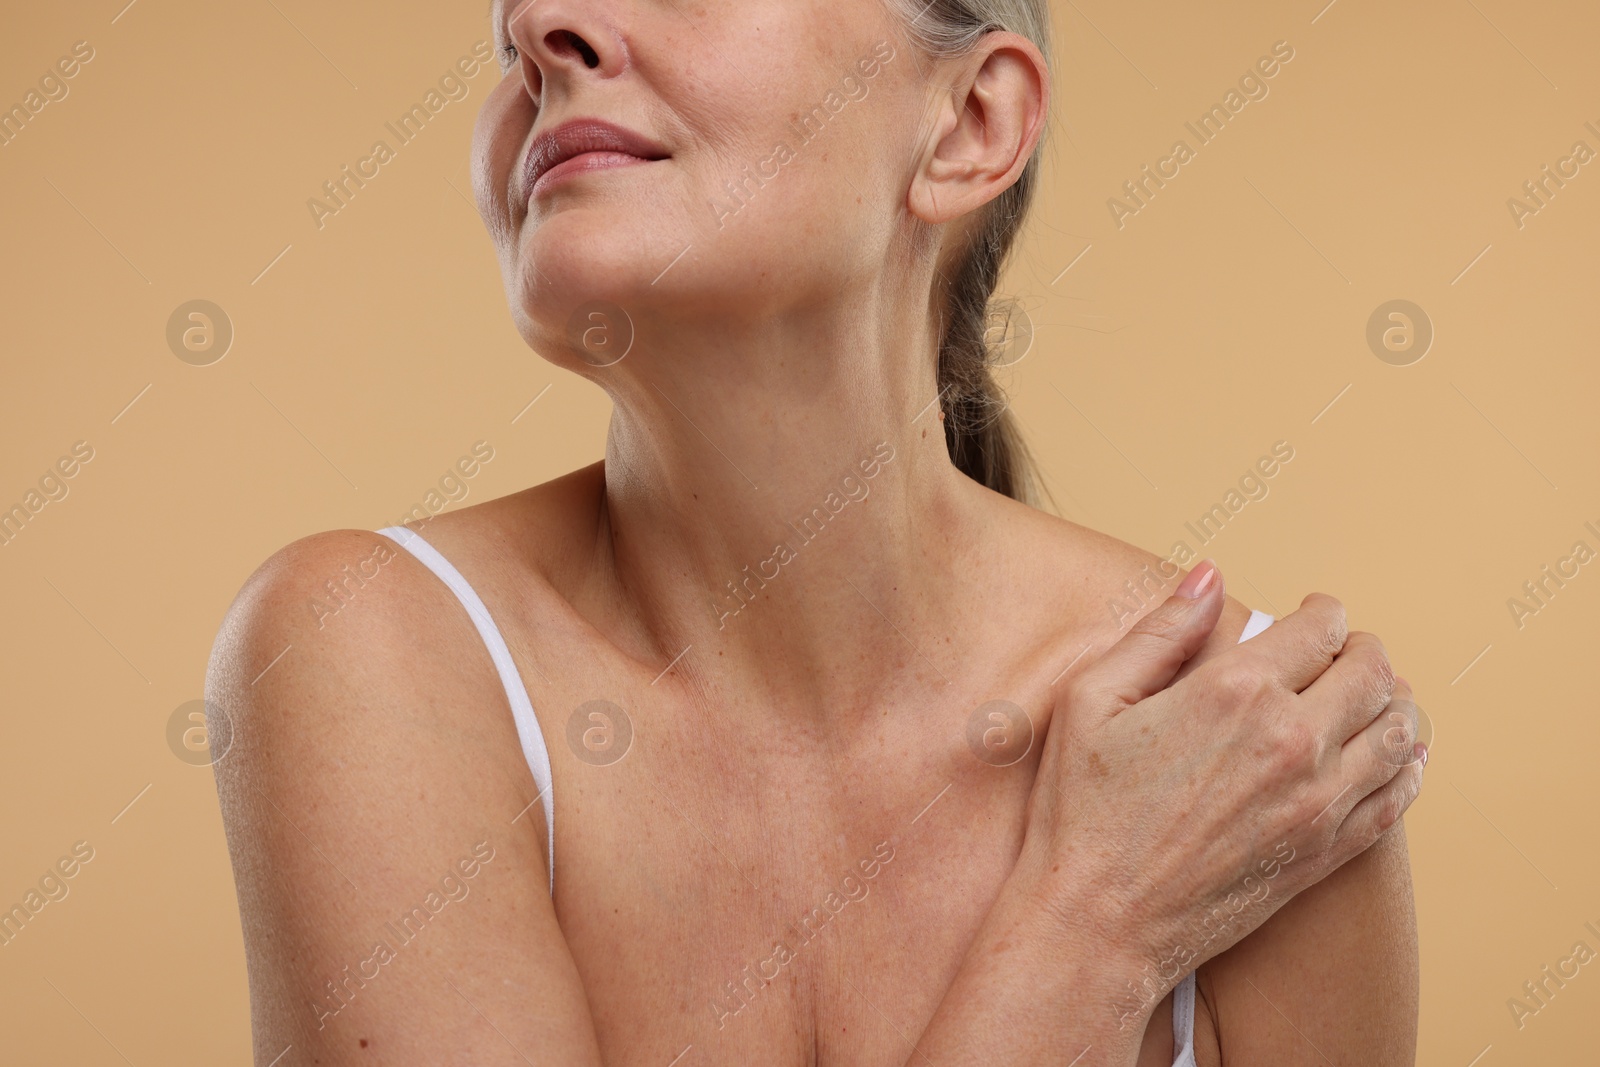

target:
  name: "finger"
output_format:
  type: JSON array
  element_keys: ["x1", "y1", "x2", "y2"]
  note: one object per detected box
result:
[
  {"x1": 1330, "y1": 748, "x2": 1425, "y2": 859},
  {"x1": 1261, "y1": 675, "x2": 1415, "y2": 870},
  {"x1": 1061, "y1": 558, "x2": 1227, "y2": 724},
  {"x1": 1227, "y1": 591, "x2": 1349, "y2": 695},
  {"x1": 1298, "y1": 630, "x2": 1397, "y2": 744},
  {"x1": 1299, "y1": 678, "x2": 1417, "y2": 842},
  {"x1": 1350, "y1": 678, "x2": 1422, "y2": 773}
]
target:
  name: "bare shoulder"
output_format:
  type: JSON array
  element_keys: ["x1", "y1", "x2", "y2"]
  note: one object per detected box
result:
[
  {"x1": 203, "y1": 522, "x2": 547, "y2": 868},
  {"x1": 206, "y1": 456, "x2": 603, "y2": 702},
  {"x1": 209, "y1": 526, "x2": 442, "y2": 674},
  {"x1": 997, "y1": 498, "x2": 1263, "y2": 664},
  {"x1": 206, "y1": 524, "x2": 524, "y2": 741},
  {"x1": 203, "y1": 518, "x2": 594, "y2": 1059}
]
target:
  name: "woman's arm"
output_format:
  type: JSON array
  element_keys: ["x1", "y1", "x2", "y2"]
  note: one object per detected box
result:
[
  {"x1": 206, "y1": 530, "x2": 606, "y2": 1065},
  {"x1": 898, "y1": 852, "x2": 1161, "y2": 1066},
  {"x1": 1195, "y1": 819, "x2": 1418, "y2": 1065}
]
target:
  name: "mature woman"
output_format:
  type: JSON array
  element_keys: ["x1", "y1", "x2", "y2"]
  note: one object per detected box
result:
[{"x1": 208, "y1": 1, "x2": 1424, "y2": 1063}]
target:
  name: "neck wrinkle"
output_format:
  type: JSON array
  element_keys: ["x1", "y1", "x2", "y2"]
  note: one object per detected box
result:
[{"x1": 591, "y1": 383, "x2": 987, "y2": 717}]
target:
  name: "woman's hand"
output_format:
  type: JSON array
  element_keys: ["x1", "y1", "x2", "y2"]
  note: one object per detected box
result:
[
  {"x1": 1019, "y1": 561, "x2": 1425, "y2": 1013},
  {"x1": 905, "y1": 563, "x2": 1423, "y2": 1067}
]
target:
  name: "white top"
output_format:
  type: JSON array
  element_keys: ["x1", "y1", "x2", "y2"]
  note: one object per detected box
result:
[{"x1": 379, "y1": 519, "x2": 1273, "y2": 1067}]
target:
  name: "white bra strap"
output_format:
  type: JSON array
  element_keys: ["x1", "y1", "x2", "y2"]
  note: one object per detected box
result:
[
  {"x1": 1239, "y1": 607, "x2": 1275, "y2": 643},
  {"x1": 1171, "y1": 972, "x2": 1198, "y2": 1067},
  {"x1": 376, "y1": 526, "x2": 554, "y2": 896}
]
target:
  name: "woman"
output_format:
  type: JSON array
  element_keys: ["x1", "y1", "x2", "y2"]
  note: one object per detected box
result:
[{"x1": 208, "y1": 0, "x2": 1424, "y2": 1063}]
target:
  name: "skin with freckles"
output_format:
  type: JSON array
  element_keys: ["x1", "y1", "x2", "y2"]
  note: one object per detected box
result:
[{"x1": 206, "y1": 2, "x2": 1420, "y2": 1064}]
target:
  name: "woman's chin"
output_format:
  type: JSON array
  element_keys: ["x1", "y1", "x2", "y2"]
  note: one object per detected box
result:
[
  {"x1": 511, "y1": 261, "x2": 748, "y2": 348},
  {"x1": 513, "y1": 219, "x2": 670, "y2": 306}
]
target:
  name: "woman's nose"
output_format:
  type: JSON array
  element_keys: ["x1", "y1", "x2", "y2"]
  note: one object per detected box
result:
[
  {"x1": 541, "y1": 29, "x2": 603, "y2": 70},
  {"x1": 508, "y1": 0, "x2": 622, "y2": 102}
]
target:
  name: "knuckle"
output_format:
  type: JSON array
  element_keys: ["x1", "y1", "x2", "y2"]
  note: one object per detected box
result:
[
  {"x1": 1349, "y1": 632, "x2": 1397, "y2": 700},
  {"x1": 1213, "y1": 662, "x2": 1274, "y2": 710},
  {"x1": 1305, "y1": 588, "x2": 1344, "y2": 620},
  {"x1": 1330, "y1": 633, "x2": 1394, "y2": 719},
  {"x1": 1301, "y1": 591, "x2": 1349, "y2": 647},
  {"x1": 1372, "y1": 711, "x2": 1417, "y2": 775},
  {"x1": 1376, "y1": 784, "x2": 1408, "y2": 832},
  {"x1": 1300, "y1": 590, "x2": 1337, "y2": 611},
  {"x1": 1382, "y1": 699, "x2": 1419, "y2": 746},
  {"x1": 1371, "y1": 649, "x2": 1397, "y2": 700},
  {"x1": 1268, "y1": 718, "x2": 1318, "y2": 778},
  {"x1": 1377, "y1": 764, "x2": 1424, "y2": 831}
]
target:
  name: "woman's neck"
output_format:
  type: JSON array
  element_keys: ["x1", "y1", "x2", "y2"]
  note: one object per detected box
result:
[{"x1": 584, "y1": 314, "x2": 1002, "y2": 715}]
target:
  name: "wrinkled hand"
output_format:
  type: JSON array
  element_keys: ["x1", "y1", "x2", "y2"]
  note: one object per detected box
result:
[{"x1": 1019, "y1": 564, "x2": 1424, "y2": 998}]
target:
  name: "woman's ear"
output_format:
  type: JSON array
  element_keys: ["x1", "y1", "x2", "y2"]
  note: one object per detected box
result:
[{"x1": 908, "y1": 31, "x2": 1049, "y2": 225}]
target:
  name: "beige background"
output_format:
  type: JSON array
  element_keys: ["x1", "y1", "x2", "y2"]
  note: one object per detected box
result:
[{"x1": 2, "y1": 0, "x2": 1597, "y2": 1062}]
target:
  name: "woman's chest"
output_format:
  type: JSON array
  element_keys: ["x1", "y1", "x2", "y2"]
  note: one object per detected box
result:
[
  {"x1": 532, "y1": 703, "x2": 1180, "y2": 1066},
  {"x1": 558, "y1": 761, "x2": 1015, "y2": 1064}
]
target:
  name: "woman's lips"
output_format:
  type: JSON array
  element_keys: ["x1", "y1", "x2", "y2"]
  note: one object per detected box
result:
[
  {"x1": 522, "y1": 118, "x2": 670, "y2": 202},
  {"x1": 530, "y1": 150, "x2": 658, "y2": 197}
]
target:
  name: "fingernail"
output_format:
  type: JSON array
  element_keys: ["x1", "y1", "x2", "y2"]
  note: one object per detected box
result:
[
  {"x1": 1176, "y1": 559, "x2": 1218, "y2": 599},
  {"x1": 1395, "y1": 675, "x2": 1410, "y2": 689},
  {"x1": 1415, "y1": 742, "x2": 1428, "y2": 767}
]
